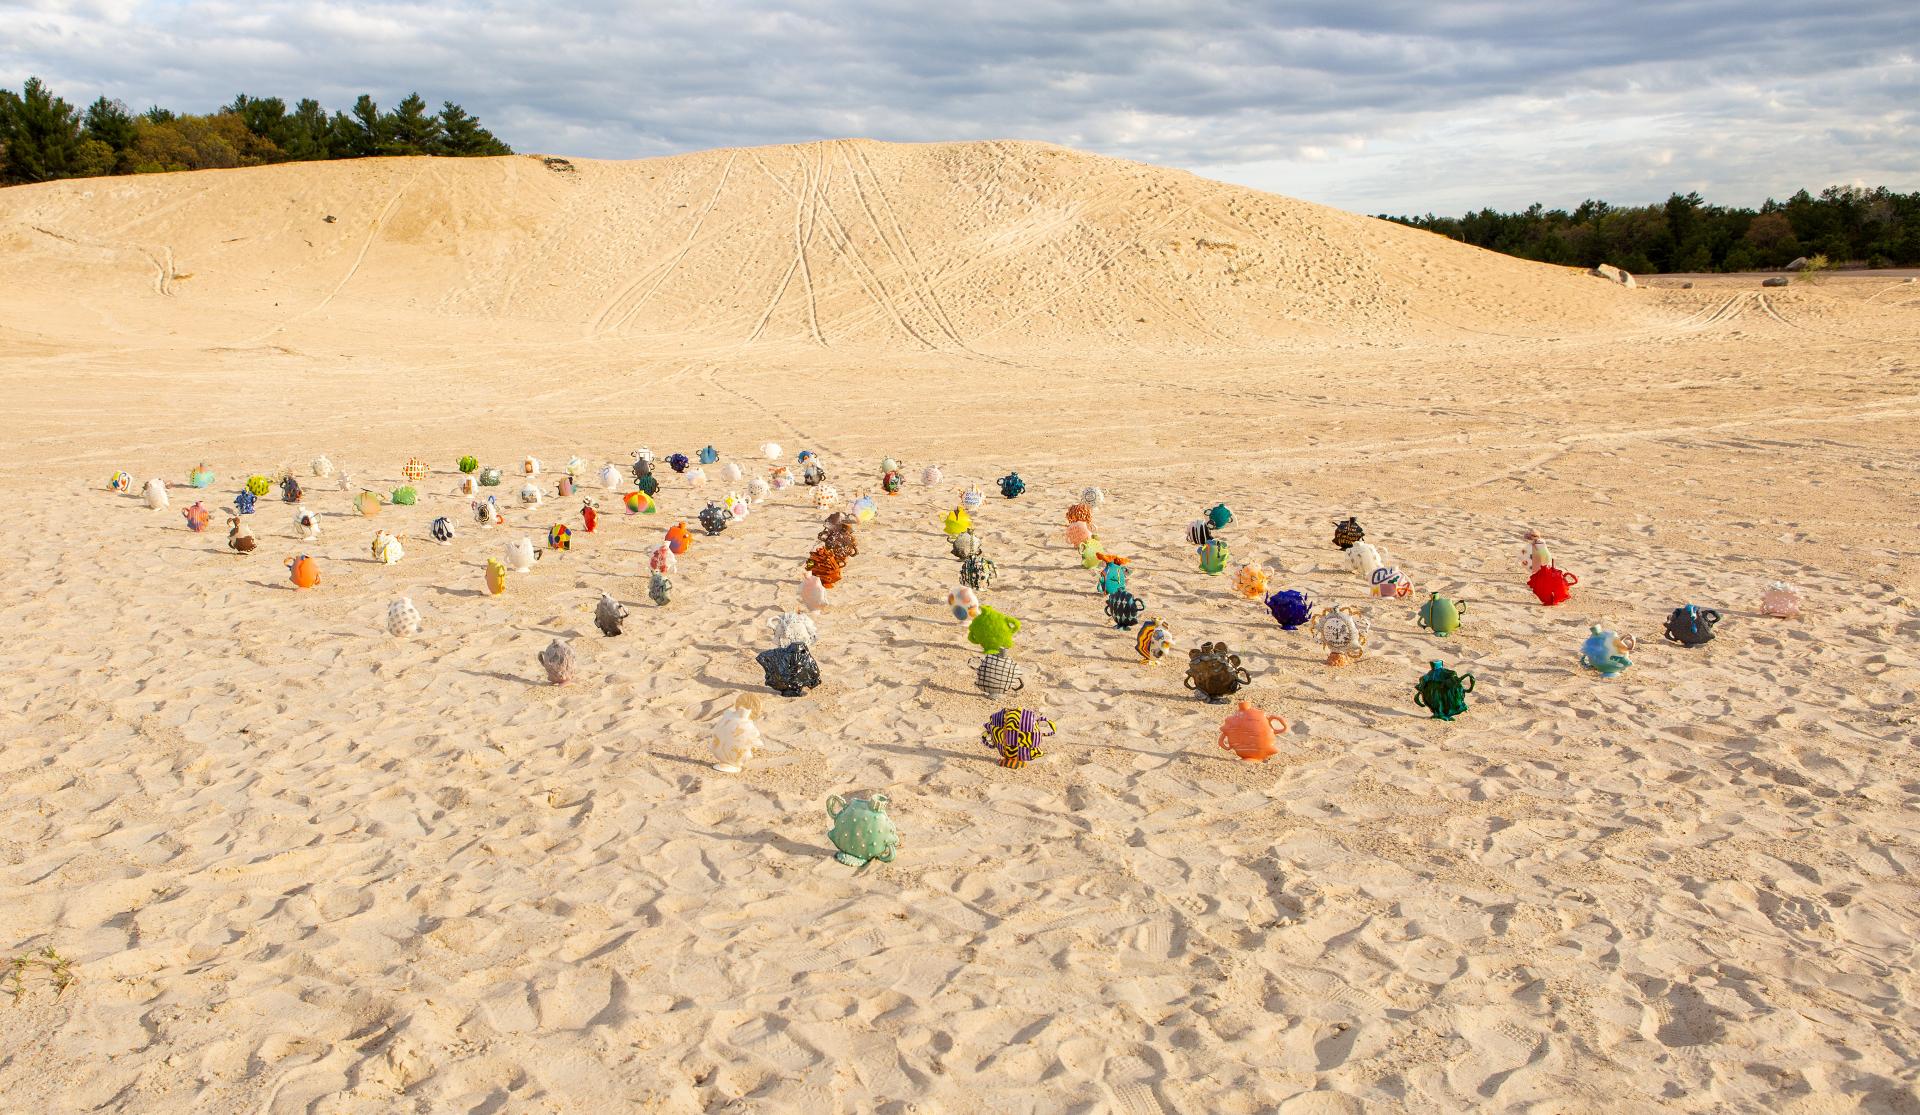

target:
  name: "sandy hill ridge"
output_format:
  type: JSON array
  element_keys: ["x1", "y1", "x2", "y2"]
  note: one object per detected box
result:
[{"x1": 0, "y1": 139, "x2": 1658, "y2": 354}]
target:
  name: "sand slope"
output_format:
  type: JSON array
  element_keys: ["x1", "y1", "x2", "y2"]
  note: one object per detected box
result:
[
  {"x1": 0, "y1": 147, "x2": 1917, "y2": 1114},
  {"x1": 0, "y1": 140, "x2": 1655, "y2": 354}
]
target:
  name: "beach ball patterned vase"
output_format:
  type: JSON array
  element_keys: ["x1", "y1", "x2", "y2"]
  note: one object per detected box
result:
[
  {"x1": 825, "y1": 793, "x2": 899, "y2": 867},
  {"x1": 1415, "y1": 660, "x2": 1474, "y2": 721},
  {"x1": 982, "y1": 708, "x2": 1056, "y2": 769},
  {"x1": 1662, "y1": 605, "x2": 1721, "y2": 647}
]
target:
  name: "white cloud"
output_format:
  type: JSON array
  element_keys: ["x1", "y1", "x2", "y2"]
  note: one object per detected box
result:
[{"x1": 2, "y1": 0, "x2": 1915, "y2": 212}]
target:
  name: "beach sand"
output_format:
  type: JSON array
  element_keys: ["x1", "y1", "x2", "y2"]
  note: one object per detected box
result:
[{"x1": 1, "y1": 141, "x2": 1916, "y2": 1112}]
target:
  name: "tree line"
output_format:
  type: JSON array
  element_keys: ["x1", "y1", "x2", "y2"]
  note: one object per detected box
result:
[
  {"x1": 0, "y1": 76, "x2": 512, "y2": 186},
  {"x1": 1381, "y1": 186, "x2": 1920, "y2": 273}
]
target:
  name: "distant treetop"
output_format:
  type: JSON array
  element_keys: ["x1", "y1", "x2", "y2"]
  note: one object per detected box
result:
[
  {"x1": 1381, "y1": 187, "x2": 1920, "y2": 273},
  {"x1": 0, "y1": 76, "x2": 512, "y2": 186}
]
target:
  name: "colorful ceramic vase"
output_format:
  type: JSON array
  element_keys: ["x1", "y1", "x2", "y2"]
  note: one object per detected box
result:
[
  {"x1": 402, "y1": 457, "x2": 428, "y2": 483},
  {"x1": 1302, "y1": 606, "x2": 1364, "y2": 666},
  {"x1": 296, "y1": 507, "x2": 321, "y2": 539},
  {"x1": 698, "y1": 445, "x2": 719, "y2": 465},
  {"x1": 189, "y1": 465, "x2": 215, "y2": 489},
  {"x1": 1663, "y1": 605, "x2": 1721, "y2": 647},
  {"x1": 1064, "y1": 521, "x2": 1094, "y2": 547},
  {"x1": 665, "y1": 522, "x2": 693, "y2": 555},
  {"x1": 997, "y1": 472, "x2": 1025, "y2": 499},
  {"x1": 960, "y1": 485, "x2": 984, "y2": 511},
  {"x1": 1578, "y1": 625, "x2": 1634, "y2": 676},
  {"x1": 975, "y1": 651, "x2": 1023, "y2": 698},
  {"x1": 484, "y1": 558, "x2": 508, "y2": 595},
  {"x1": 1332, "y1": 517, "x2": 1364, "y2": 549},
  {"x1": 636, "y1": 473, "x2": 659, "y2": 496},
  {"x1": 967, "y1": 607, "x2": 1021, "y2": 655},
  {"x1": 800, "y1": 573, "x2": 829, "y2": 611},
  {"x1": 556, "y1": 476, "x2": 574, "y2": 498},
  {"x1": 279, "y1": 475, "x2": 302, "y2": 503},
  {"x1": 1136, "y1": 618, "x2": 1174, "y2": 664},
  {"x1": 1232, "y1": 564, "x2": 1269, "y2": 600},
  {"x1": 950, "y1": 531, "x2": 982, "y2": 561},
  {"x1": 825, "y1": 793, "x2": 898, "y2": 866},
  {"x1": 948, "y1": 585, "x2": 981, "y2": 621},
  {"x1": 1096, "y1": 557, "x2": 1128, "y2": 595},
  {"x1": 982, "y1": 708, "x2": 1055, "y2": 769},
  {"x1": 649, "y1": 571, "x2": 672, "y2": 605},
  {"x1": 1066, "y1": 502, "x2": 1093, "y2": 526},
  {"x1": 1184, "y1": 641, "x2": 1250, "y2": 702},
  {"x1": 624, "y1": 490, "x2": 654, "y2": 514},
  {"x1": 807, "y1": 547, "x2": 844, "y2": 588},
  {"x1": 959, "y1": 553, "x2": 996, "y2": 591},
  {"x1": 944, "y1": 507, "x2": 972, "y2": 537},
  {"x1": 355, "y1": 491, "x2": 382, "y2": 517},
  {"x1": 390, "y1": 486, "x2": 417, "y2": 506},
  {"x1": 478, "y1": 467, "x2": 502, "y2": 487},
  {"x1": 1264, "y1": 589, "x2": 1315, "y2": 631},
  {"x1": 580, "y1": 502, "x2": 597, "y2": 533},
  {"x1": 1198, "y1": 539, "x2": 1229, "y2": 575},
  {"x1": 1217, "y1": 701, "x2": 1288, "y2": 762},
  {"x1": 698, "y1": 502, "x2": 732, "y2": 535},
  {"x1": 287, "y1": 555, "x2": 320, "y2": 588},
  {"x1": 108, "y1": 471, "x2": 131, "y2": 493},
  {"x1": 1415, "y1": 660, "x2": 1473, "y2": 720},
  {"x1": 182, "y1": 502, "x2": 211, "y2": 532},
  {"x1": 1105, "y1": 589, "x2": 1145, "y2": 629},
  {"x1": 225, "y1": 516, "x2": 256, "y2": 554},
  {"x1": 457, "y1": 455, "x2": 479, "y2": 475},
  {"x1": 371, "y1": 529, "x2": 403, "y2": 564},
  {"x1": 1523, "y1": 530, "x2": 1552, "y2": 573},
  {"x1": 1528, "y1": 565, "x2": 1578, "y2": 606},
  {"x1": 1370, "y1": 566, "x2": 1413, "y2": 599},
  {"x1": 1186, "y1": 520, "x2": 1213, "y2": 547},
  {"x1": 1206, "y1": 503, "x2": 1233, "y2": 531},
  {"x1": 1417, "y1": 592, "x2": 1465, "y2": 637},
  {"x1": 518, "y1": 481, "x2": 542, "y2": 506},
  {"x1": 430, "y1": 516, "x2": 454, "y2": 544},
  {"x1": 548, "y1": 523, "x2": 571, "y2": 552}
]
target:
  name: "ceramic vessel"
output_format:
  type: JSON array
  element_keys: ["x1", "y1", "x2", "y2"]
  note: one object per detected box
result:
[
  {"x1": 1206, "y1": 503, "x2": 1233, "y2": 531},
  {"x1": 296, "y1": 508, "x2": 321, "y2": 539},
  {"x1": 1760, "y1": 582, "x2": 1801, "y2": 619},
  {"x1": 1370, "y1": 566, "x2": 1413, "y2": 599},
  {"x1": 430, "y1": 516, "x2": 454, "y2": 544},
  {"x1": 233, "y1": 490, "x2": 257, "y2": 515},
  {"x1": 1523, "y1": 530, "x2": 1553, "y2": 573},
  {"x1": 665, "y1": 522, "x2": 693, "y2": 555},
  {"x1": 402, "y1": 457, "x2": 428, "y2": 483},
  {"x1": 825, "y1": 793, "x2": 898, "y2": 866},
  {"x1": 959, "y1": 553, "x2": 996, "y2": 590},
  {"x1": 1218, "y1": 701, "x2": 1288, "y2": 761},
  {"x1": 1184, "y1": 642, "x2": 1250, "y2": 702},
  {"x1": 967, "y1": 607, "x2": 1021, "y2": 654},
  {"x1": 949, "y1": 531, "x2": 982, "y2": 560},
  {"x1": 768, "y1": 610, "x2": 818, "y2": 648},
  {"x1": 807, "y1": 547, "x2": 844, "y2": 588},
  {"x1": 1136, "y1": 618, "x2": 1174, "y2": 664},
  {"x1": 974, "y1": 651, "x2": 1023, "y2": 698},
  {"x1": 1105, "y1": 589, "x2": 1145, "y2": 629},
  {"x1": 539, "y1": 638, "x2": 575, "y2": 685},
  {"x1": 799, "y1": 573, "x2": 829, "y2": 611},
  {"x1": 1310, "y1": 604, "x2": 1374, "y2": 665},
  {"x1": 144, "y1": 479, "x2": 170, "y2": 510},
  {"x1": 1064, "y1": 521, "x2": 1094, "y2": 547},
  {"x1": 1186, "y1": 520, "x2": 1213, "y2": 547},
  {"x1": 225, "y1": 516, "x2": 256, "y2": 554},
  {"x1": 523, "y1": 456, "x2": 542, "y2": 477},
  {"x1": 287, "y1": 554, "x2": 320, "y2": 588},
  {"x1": 757, "y1": 642, "x2": 822, "y2": 697},
  {"x1": 960, "y1": 485, "x2": 984, "y2": 511},
  {"x1": 1232, "y1": 564, "x2": 1269, "y2": 600},
  {"x1": 997, "y1": 472, "x2": 1025, "y2": 499},
  {"x1": 484, "y1": 558, "x2": 508, "y2": 595},
  {"x1": 921, "y1": 465, "x2": 943, "y2": 486},
  {"x1": 1080, "y1": 486, "x2": 1105, "y2": 509},
  {"x1": 1528, "y1": 565, "x2": 1579, "y2": 606},
  {"x1": 1346, "y1": 542, "x2": 1388, "y2": 578},
  {"x1": 580, "y1": 502, "x2": 597, "y2": 533},
  {"x1": 710, "y1": 702, "x2": 763, "y2": 773},
  {"x1": 698, "y1": 502, "x2": 733, "y2": 535},
  {"x1": 188, "y1": 464, "x2": 215, "y2": 489},
  {"x1": 387, "y1": 597, "x2": 422, "y2": 637},
  {"x1": 1663, "y1": 605, "x2": 1721, "y2": 647},
  {"x1": 1197, "y1": 539, "x2": 1229, "y2": 575},
  {"x1": 518, "y1": 482, "x2": 542, "y2": 506},
  {"x1": 371, "y1": 529, "x2": 403, "y2": 564},
  {"x1": 1578, "y1": 625, "x2": 1634, "y2": 676},
  {"x1": 313, "y1": 455, "x2": 336, "y2": 478},
  {"x1": 598, "y1": 464, "x2": 622, "y2": 491},
  {"x1": 1264, "y1": 589, "x2": 1315, "y2": 630},
  {"x1": 982, "y1": 708, "x2": 1055, "y2": 769},
  {"x1": 354, "y1": 491, "x2": 382, "y2": 517},
  {"x1": 1415, "y1": 660, "x2": 1474, "y2": 720},
  {"x1": 182, "y1": 502, "x2": 211, "y2": 532},
  {"x1": 479, "y1": 467, "x2": 502, "y2": 487},
  {"x1": 108, "y1": 471, "x2": 131, "y2": 493},
  {"x1": 648, "y1": 571, "x2": 672, "y2": 605},
  {"x1": 1332, "y1": 517, "x2": 1364, "y2": 549},
  {"x1": 1417, "y1": 592, "x2": 1465, "y2": 637},
  {"x1": 505, "y1": 537, "x2": 540, "y2": 572},
  {"x1": 943, "y1": 507, "x2": 972, "y2": 537},
  {"x1": 1096, "y1": 557, "x2": 1128, "y2": 595},
  {"x1": 595, "y1": 592, "x2": 628, "y2": 636},
  {"x1": 947, "y1": 585, "x2": 981, "y2": 621}
]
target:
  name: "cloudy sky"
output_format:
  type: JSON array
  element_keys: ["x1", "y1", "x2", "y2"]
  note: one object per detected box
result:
[{"x1": 5, "y1": 0, "x2": 1916, "y2": 213}]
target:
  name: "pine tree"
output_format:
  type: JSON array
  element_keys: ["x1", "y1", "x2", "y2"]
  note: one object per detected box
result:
[
  {"x1": 0, "y1": 77, "x2": 90, "y2": 184},
  {"x1": 282, "y1": 98, "x2": 331, "y2": 161},
  {"x1": 340, "y1": 95, "x2": 385, "y2": 158},
  {"x1": 436, "y1": 101, "x2": 512, "y2": 156},
  {"x1": 381, "y1": 92, "x2": 443, "y2": 155},
  {"x1": 83, "y1": 97, "x2": 137, "y2": 152}
]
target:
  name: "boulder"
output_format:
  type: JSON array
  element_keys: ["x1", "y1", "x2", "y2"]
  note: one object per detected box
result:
[
  {"x1": 1680, "y1": 281, "x2": 1694, "y2": 289},
  {"x1": 1590, "y1": 263, "x2": 1637, "y2": 288},
  {"x1": 1785, "y1": 256, "x2": 1809, "y2": 272},
  {"x1": 1761, "y1": 276, "x2": 1790, "y2": 287}
]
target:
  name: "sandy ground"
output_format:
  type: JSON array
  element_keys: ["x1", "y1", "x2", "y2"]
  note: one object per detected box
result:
[{"x1": 0, "y1": 142, "x2": 1917, "y2": 1114}]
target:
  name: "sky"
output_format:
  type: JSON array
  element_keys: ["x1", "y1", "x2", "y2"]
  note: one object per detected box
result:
[{"x1": 4, "y1": 0, "x2": 1917, "y2": 214}]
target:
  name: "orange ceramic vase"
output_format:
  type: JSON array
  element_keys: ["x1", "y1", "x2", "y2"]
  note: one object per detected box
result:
[
  {"x1": 287, "y1": 555, "x2": 320, "y2": 588},
  {"x1": 1217, "y1": 701, "x2": 1288, "y2": 762}
]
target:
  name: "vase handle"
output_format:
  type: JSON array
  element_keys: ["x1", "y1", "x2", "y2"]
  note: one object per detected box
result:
[
  {"x1": 826, "y1": 795, "x2": 845, "y2": 819},
  {"x1": 1461, "y1": 674, "x2": 1476, "y2": 693},
  {"x1": 1184, "y1": 674, "x2": 1199, "y2": 690},
  {"x1": 1267, "y1": 715, "x2": 1289, "y2": 735},
  {"x1": 1564, "y1": 573, "x2": 1579, "y2": 586}
]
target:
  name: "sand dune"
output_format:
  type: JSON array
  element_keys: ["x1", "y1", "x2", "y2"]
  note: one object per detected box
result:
[{"x1": 0, "y1": 143, "x2": 1917, "y2": 1113}]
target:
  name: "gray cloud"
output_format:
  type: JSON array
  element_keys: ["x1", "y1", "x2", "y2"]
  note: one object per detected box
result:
[{"x1": 2, "y1": 0, "x2": 1915, "y2": 212}]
